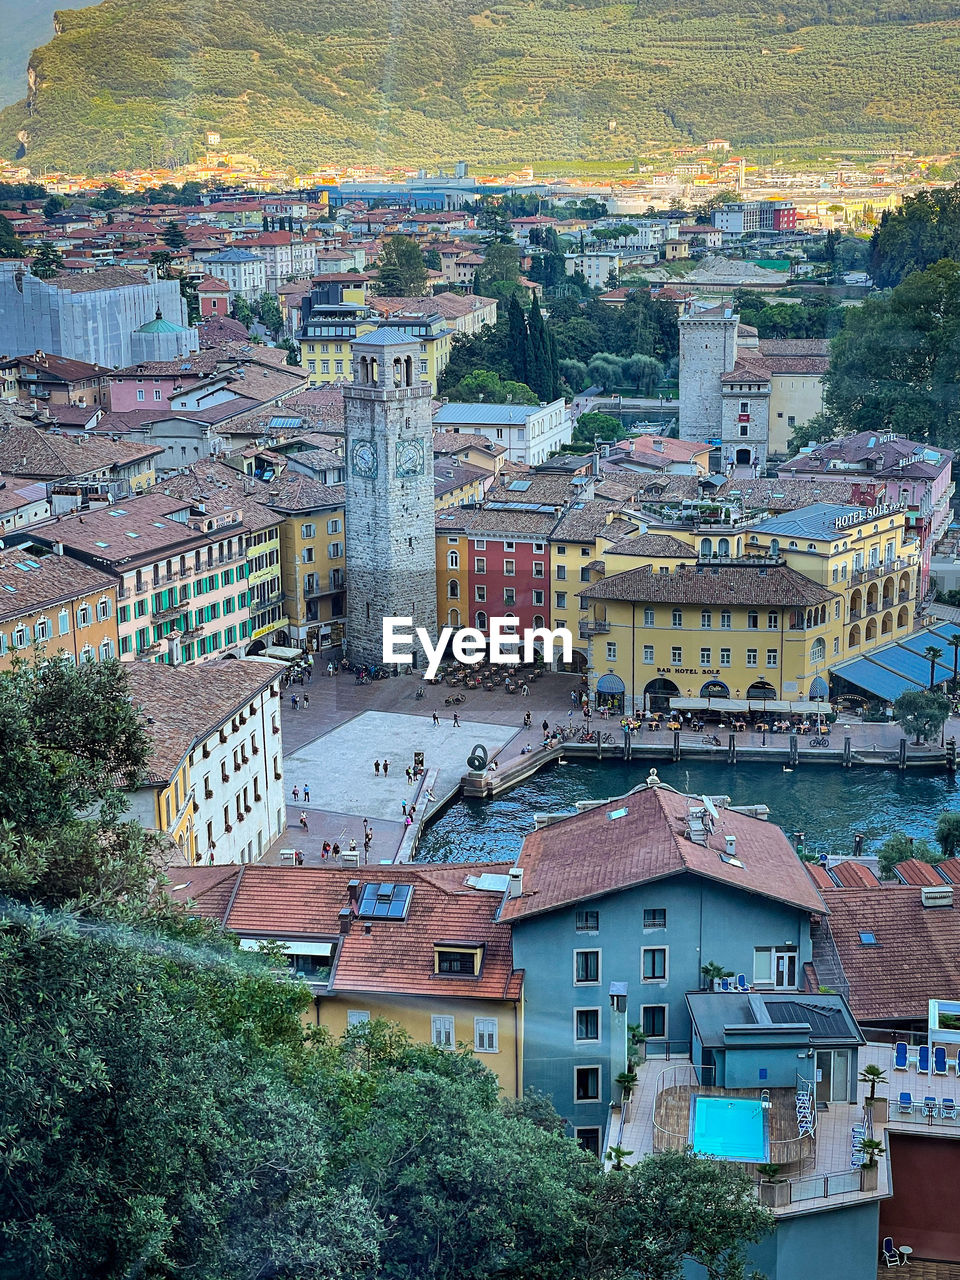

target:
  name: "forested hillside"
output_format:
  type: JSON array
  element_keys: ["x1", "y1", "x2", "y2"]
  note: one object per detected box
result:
[{"x1": 4, "y1": 0, "x2": 960, "y2": 171}]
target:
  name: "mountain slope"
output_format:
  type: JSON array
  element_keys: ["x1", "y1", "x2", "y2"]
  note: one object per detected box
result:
[{"x1": 4, "y1": 0, "x2": 960, "y2": 172}]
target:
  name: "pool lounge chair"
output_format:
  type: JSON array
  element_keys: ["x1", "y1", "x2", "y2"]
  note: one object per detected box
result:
[
  {"x1": 918, "y1": 1045, "x2": 930, "y2": 1074},
  {"x1": 719, "y1": 977, "x2": 734, "y2": 993},
  {"x1": 882, "y1": 1238, "x2": 901, "y2": 1267},
  {"x1": 894, "y1": 1042, "x2": 908, "y2": 1071},
  {"x1": 935, "y1": 1046, "x2": 948, "y2": 1075},
  {"x1": 941, "y1": 1098, "x2": 958, "y2": 1119},
  {"x1": 922, "y1": 1095, "x2": 939, "y2": 1118},
  {"x1": 898, "y1": 1092, "x2": 914, "y2": 1114},
  {"x1": 735, "y1": 973, "x2": 749, "y2": 993}
]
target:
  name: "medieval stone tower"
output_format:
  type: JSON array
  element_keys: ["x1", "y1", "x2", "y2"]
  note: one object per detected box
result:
[
  {"x1": 678, "y1": 302, "x2": 740, "y2": 443},
  {"x1": 344, "y1": 329, "x2": 438, "y2": 668}
]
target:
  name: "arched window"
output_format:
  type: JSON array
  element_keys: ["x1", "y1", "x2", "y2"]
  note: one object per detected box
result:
[
  {"x1": 35, "y1": 617, "x2": 50, "y2": 641},
  {"x1": 533, "y1": 615, "x2": 545, "y2": 629},
  {"x1": 76, "y1": 605, "x2": 91, "y2": 629},
  {"x1": 476, "y1": 611, "x2": 487, "y2": 631},
  {"x1": 447, "y1": 608, "x2": 460, "y2": 628},
  {"x1": 12, "y1": 625, "x2": 29, "y2": 649},
  {"x1": 770, "y1": 538, "x2": 780, "y2": 556},
  {"x1": 699, "y1": 537, "x2": 712, "y2": 557},
  {"x1": 849, "y1": 624, "x2": 861, "y2": 648},
  {"x1": 718, "y1": 538, "x2": 730, "y2": 556},
  {"x1": 810, "y1": 637, "x2": 826, "y2": 663},
  {"x1": 447, "y1": 579, "x2": 460, "y2": 598},
  {"x1": 767, "y1": 611, "x2": 778, "y2": 630},
  {"x1": 447, "y1": 550, "x2": 459, "y2": 569}
]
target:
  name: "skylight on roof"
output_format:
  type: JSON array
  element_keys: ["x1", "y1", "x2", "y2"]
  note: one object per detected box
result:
[
  {"x1": 14, "y1": 562, "x2": 33, "y2": 571},
  {"x1": 608, "y1": 807, "x2": 629, "y2": 820},
  {"x1": 94, "y1": 541, "x2": 109, "y2": 548},
  {"x1": 508, "y1": 480, "x2": 532, "y2": 491},
  {"x1": 1, "y1": 584, "x2": 16, "y2": 592},
  {"x1": 859, "y1": 931, "x2": 878, "y2": 945},
  {"x1": 108, "y1": 508, "x2": 128, "y2": 516},
  {"x1": 358, "y1": 882, "x2": 412, "y2": 919},
  {"x1": 153, "y1": 522, "x2": 167, "y2": 528},
  {"x1": 125, "y1": 531, "x2": 140, "y2": 538}
]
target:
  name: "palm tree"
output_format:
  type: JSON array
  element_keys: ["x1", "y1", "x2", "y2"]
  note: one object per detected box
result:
[
  {"x1": 925, "y1": 645, "x2": 944, "y2": 691},
  {"x1": 950, "y1": 634, "x2": 960, "y2": 695}
]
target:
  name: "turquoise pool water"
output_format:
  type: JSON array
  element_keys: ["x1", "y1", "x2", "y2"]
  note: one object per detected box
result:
[{"x1": 689, "y1": 1095, "x2": 769, "y2": 1163}]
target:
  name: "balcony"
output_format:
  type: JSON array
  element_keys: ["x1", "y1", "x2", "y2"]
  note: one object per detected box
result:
[
  {"x1": 154, "y1": 601, "x2": 189, "y2": 622},
  {"x1": 579, "y1": 618, "x2": 611, "y2": 638},
  {"x1": 851, "y1": 558, "x2": 910, "y2": 585}
]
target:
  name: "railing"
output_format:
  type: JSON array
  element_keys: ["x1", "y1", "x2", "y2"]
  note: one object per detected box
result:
[
  {"x1": 579, "y1": 619, "x2": 611, "y2": 637},
  {"x1": 851, "y1": 558, "x2": 910, "y2": 585},
  {"x1": 781, "y1": 1168, "x2": 862, "y2": 1204},
  {"x1": 154, "y1": 601, "x2": 189, "y2": 621}
]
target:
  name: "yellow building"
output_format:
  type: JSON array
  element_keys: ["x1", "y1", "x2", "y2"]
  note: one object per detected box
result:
[
  {"x1": 743, "y1": 502, "x2": 919, "y2": 661},
  {"x1": 432, "y1": 432, "x2": 507, "y2": 478},
  {"x1": 580, "y1": 558, "x2": 836, "y2": 713},
  {"x1": 171, "y1": 863, "x2": 525, "y2": 1097},
  {"x1": 0, "y1": 549, "x2": 120, "y2": 669},
  {"x1": 435, "y1": 518, "x2": 470, "y2": 631},
  {"x1": 266, "y1": 474, "x2": 346, "y2": 652},
  {"x1": 433, "y1": 460, "x2": 486, "y2": 510},
  {"x1": 298, "y1": 280, "x2": 374, "y2": 386},
  {"x1": 243, "y1": 506, "x2": 288, "y2": 652}
]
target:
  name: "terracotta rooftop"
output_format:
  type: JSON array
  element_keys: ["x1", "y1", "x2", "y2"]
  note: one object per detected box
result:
[
  {"x1": 500, "y1": 783, "x2": 825, "y2": 923},
  {"x1": 47, "y1": 267, "x2": 150, "y2": 292},
  {"x1": 0, "y1": 549, "x2": 115, "y2": 622},
  {"x1": 0, "y1": 422, "x2": 162, "y2": 480},
  {"x1": 894, "y1": 859, "x2": 948, "y2": 887},
  {"x1": 603, "y1": 531, "x2": 695, "y2": 559},
  {"x1": 3, "y1": 352, "x2": 108, "y2": 381},
  {"x1": 550, "y1": 502, "x2": 636, "y2": 543},
  {"x1": 830, "y1": 860, "x2": 882, "y2": 889},
  {"x1": 261, "y1": 473, "x2": 345, "y2": 514},
  {"x1": 816, "y1": 883, "x2": 960, "y2": 1021},
  {"x1": 432, "y1": 431, "x2": 505, "y2": 458},
  {"x1": 125, "y1": 659, "x2": 282, "y2": 784},
  {"x1": 581, "y1": 561, "x2": 834, "y2": 607},
  {"x1": 172, "y1": 863, "x2": 523, "y2": 1002}
]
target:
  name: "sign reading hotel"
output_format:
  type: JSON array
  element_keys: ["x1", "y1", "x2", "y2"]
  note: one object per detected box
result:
[{"x1": 833, "y1": 501, "x2": 903, "y2": 531}]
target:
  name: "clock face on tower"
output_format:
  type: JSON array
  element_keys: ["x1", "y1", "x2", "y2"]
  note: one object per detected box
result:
[
  {"x1": 395, "y1": 439, "x2": 425, "y2": 478},
  {"x1": 351, "y1": 441, "x2": 377, "y2": 479}
]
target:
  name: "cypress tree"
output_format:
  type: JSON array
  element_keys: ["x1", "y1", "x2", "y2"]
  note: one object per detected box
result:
[
  {"x1": 527, "y1": 293, "x2": 551, "y2": 400},
  {"x1": 507, "y1": 294, "x2": 528, "y2": 385}
]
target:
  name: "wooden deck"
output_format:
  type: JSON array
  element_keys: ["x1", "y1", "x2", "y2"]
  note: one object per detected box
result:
[{"x1": 879, "y1": 1260, "x2": 960, "y2": 1280}]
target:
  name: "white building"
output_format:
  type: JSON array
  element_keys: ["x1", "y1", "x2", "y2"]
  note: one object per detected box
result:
[
  {"x1": 432, "y1": 399, "x2": 572, "y2": 466},
  {"x1": 196, "y1": 248, "x2": 267, "y2": 303},
  {"x1": 123, "y1": 659, "x2": 286, "y2": 867},
  {"x1": 564, "y1": 251, "x2": 623, "y2": 288}
]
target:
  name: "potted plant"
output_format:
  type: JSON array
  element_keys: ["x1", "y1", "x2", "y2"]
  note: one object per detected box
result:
[
  {"x1": 700, "y1": 960, "x2": 734, "y2": 990},
  {"x1": 756, "y1": 1163, "x2": 789, "y2": 1207},
  {"x1": 628, "y1": 1022, "x2": 648, "y2": 1064},
  {"x1": 856, "y1": 1137, "x2": 885, "y2": 1191},
  {"x1": 859, "y1": 1064, "x2": 889, "y2": 1123},
  {"x1": 605, "y1": 1144, "x2": 634, "y2": 1171},
  {"x1": 615, "y1": 1067, "x2": 638, "y2": 1102}
]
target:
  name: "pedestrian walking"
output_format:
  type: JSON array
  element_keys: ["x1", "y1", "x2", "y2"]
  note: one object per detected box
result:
[
  {"x1": 303, "y1": 694, "x2": 310, "y2": 709},
  {"x1": 383, "y1": 759, "x2": 389, "y2": 775},
  {"x1": 327, "y1": 661, "x2": 335, "y2": 677},
  {"x1": 332, "y1": 841, "x2": 341, "y2": 859},
  {"x1": 568, "y1": 709, "x2": 574, "y2": 721},
  {"x1": 405, "y1": 766, "x2": 413, "y2": 784},
  {"x1": 432, "y1": 710, "x2": 440, "y2": 725},
  {"x1": 402, "y1": 800, "x2": 407, "y2": 816},
  {"x1": 570, "y1": 689, "x2": 578, "y2": 705},
  {"x1": 295, "y1": 849, "x2": 304, "y2": 866},
  {"x1": 299, "y1": 811, "x2": 309, "y2": 831},
  {"x1": 291, "y1": 692, "x2": 298, "y2": 710},
  {"x1": 321, "y1": 841, "x2": 331, "y2": 859},
  {"x1": 374, "y1": 759, "x2": 381, "y2": 776},
  {"x1": 453, "y1": 711, "x2": 460, "y2": 727},
  {"x1": 409, "y1": 804, "x2": 416, "y2": 819},
  {"x1": 521, "y1": 683, "x2": 529, "y2": 696},
  {"x1": 542, "y1": 718, "x2": 549, "y2": 735},
  {"x1": 292, "y1": 784, "x2": 299, "y2": 802},
  {"x1": 523, "y1": 711, "x2": 532, "y2": 728},
  {"x1": 303, "y1": 783, "x2": 310, "y2": 802},
  {"x1": 364, "y1": 829, "x2": 373, "y2": 852}
]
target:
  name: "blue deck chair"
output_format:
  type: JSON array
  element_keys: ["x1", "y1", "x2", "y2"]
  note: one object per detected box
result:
[
  {"x1": 941, "y1": 1097, "x2": 958, "y2": 1119},
  {"x1": 881, "y1": 1238, "x2": 901, "y2": 1268},
  {"x1": 935, "y1": 1046, "x2": 948, "y2": 1075},
  {"x1": 719, "y1": 977, "x2": 733, "y2": 992},
  {"x1": 918, "y1": 1045, "x2": 930, "y2": 1074},
  {"x1": 898, "y1": 1092, "x2": 914, "y2": 1114},
  {"x1": 894, "y1": 1042, "x2": 908, "y2": 1071},
  {"x1": 735, "y1": 973, "x2": 749, "y2": 992},
  {"x1": 922, "y1": 1095, "x2": 939, "y2": 1118}
]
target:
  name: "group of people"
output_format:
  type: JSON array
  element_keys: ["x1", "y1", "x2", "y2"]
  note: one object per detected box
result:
[{"x1": 289, "y1": 692, "x2": 310, "y2": 711}]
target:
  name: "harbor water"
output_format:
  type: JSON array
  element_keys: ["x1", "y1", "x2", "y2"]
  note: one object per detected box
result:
[{"x1": 415, "y1": 759, "x2": 960, "y2": 865}]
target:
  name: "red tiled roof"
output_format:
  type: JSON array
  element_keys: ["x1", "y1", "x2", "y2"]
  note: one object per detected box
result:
[
  {"x1": 185, "y1": 864, "x2": 523, "y2": 1002},
  {"x1": 820, "y1": 884, "x2": 960, "y2": 1021},
  {"x1": 935, "y1": 858, "x2": 960, "y2": 885},
  {"x1": 831, "y1": 860, "x2": 882, "y2": 889},
  {"x1": 803, "y1": 862, "x2": 836, "y2": 892},
  {"x1": 501, "y1": 783, "x2": 825, "y2": 922},
  {"x1": 895, "y1": 859, "x2": 947, "y2": 887}
]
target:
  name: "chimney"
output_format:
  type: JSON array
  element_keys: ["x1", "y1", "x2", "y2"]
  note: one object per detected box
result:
[
  {"x1": 53, "y1": 540, "x2": 64, "y2": 556},
  {"x1": 725, "y1": 834, "x2": 737, "y2": 859},
  {"x1": 347, "y1": 879, "x2": 360, "y2": 906},
  {"x1": 338, "y1": 907, "x2": 352, "y2": 935},
  {"x1": 508, "y1": 867, "x2": 523, "y2": 899}
]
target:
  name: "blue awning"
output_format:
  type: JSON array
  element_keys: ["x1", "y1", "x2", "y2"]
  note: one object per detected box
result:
[
  {"x1": 830, "y1": 656, "x2": 919, "y2": 703},
  {"x1": 597, "y1": 674, "x2": 626, "y2": 694}
]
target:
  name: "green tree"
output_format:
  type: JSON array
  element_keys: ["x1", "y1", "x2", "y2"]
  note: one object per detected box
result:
[
  {"x1": 525, "y1": 293, "x2": 557, "y2": 402},
  {"x1": 876, "y1": 830, "x2": 942, "y2": 879},
  {"x1": 507, "y1": 292, "x2": 529, "y2": 386},
  {"x1": 149, "y1": 248, "x2": 173, "y2": 277},
  {"x1": 374, "y1": 234, "x2": 427, "y2": 296},
  {"x1": 178, "y1": 272, "x2": 200, "y2": 325},
  {"x1": 447, "y1": 369, "x2": 538, "y2": 405},
  {"x1": 892, "y1": 689, "x2": 952, "y2": 745},
  {"x1": 255, "y1": 291, "x2": 284, "y2": 339},
  {"x1": 161, "y1": 220, "x2": 187, "y2": 249},
  {"x1": 424, "y1": 248, "x2": 442, "y2": 271},
  {"x1": 42, "y1": 194, "x2": 66, "y2": 219},
  {"x1": 573, "y1": 410, "x2": 620, "y2": 446},
  {"x1": 476, "y1": 200, "x2": 515, "y2": 243},
  {"x1": 935, "y1": 811, "x2": 960, "y2": 858},
  {"x1": 925, "y1": 644, "x2": 945, "y2": 690},
  {"x1": 231, "y1": 295, "x2": 255, "y2": 328},
  {"x1": 31, "y1": 241, "x2": 64, "y2": 280},
  {"x1": 478, "y1": 241, "x2": 521, "y2": 293},
  {"x1": 0, "y1": 213, "x2": 23, "y2": 259}
]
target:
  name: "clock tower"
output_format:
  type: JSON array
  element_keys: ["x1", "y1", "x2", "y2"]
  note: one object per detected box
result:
[{"x1": 344, "y1": 329, "x2": 438, "y2": 668}]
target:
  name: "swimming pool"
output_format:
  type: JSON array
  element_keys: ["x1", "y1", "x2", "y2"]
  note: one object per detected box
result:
[{"x1": 689, "y1": 1096, "x2": 769, "y2": 1163}]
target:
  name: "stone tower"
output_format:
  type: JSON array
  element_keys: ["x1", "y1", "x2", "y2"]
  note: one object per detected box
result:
[
  {"x1": 344, "y1": 329, "x2": 438, "y2": 668},
  {"x1": 678, "y1": 303, "x2": 740, "y2": 443}
]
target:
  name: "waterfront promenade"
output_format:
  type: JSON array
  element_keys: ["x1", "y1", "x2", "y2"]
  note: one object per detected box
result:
[{"x1": 263, "y1": 668, "x2": 960, "y2": 867}]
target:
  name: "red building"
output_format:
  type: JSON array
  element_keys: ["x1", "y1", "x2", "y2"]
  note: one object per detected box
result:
[
  {"x1": 196, "y1": 274, "x2": 232, "y2": 316},
  {"x1": 772, "y1": 203, "x2": 797, "y2": 231}
]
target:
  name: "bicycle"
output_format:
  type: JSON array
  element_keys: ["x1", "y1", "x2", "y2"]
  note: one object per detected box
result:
[
  {"x1": 701, "y1": 735, "x2": 722, "y2": 747},
  {"x1": 810, "y1": 736, "x2": 831, "y2": 747}
]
